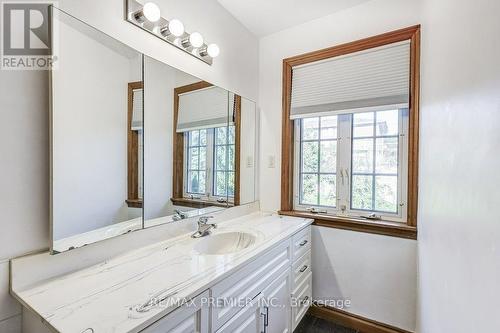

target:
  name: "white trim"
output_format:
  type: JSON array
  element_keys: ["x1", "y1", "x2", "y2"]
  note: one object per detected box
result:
[{"x1": 290, "y1": 102, "x2": 409, "y2": 120}]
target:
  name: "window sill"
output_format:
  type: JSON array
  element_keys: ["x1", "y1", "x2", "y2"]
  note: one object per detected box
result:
[
  {"x1": 126, "y1": 199, "x2": 143, "y2": 208},
  {"x1": 171, "y1": 197, "x2": 233, "y2": 209},
  {"x1": 278, "y1": 210, "x2": 417, "y2": 239}
]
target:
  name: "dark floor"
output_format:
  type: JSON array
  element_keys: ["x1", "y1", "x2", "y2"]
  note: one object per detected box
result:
[{"x1": 294, "y1": 314, "x2": 359, "y2": 333}]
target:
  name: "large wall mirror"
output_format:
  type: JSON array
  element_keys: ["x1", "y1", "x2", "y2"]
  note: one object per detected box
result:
[{"x1": 50, "y1": 8, "x2": 257, "y2": 253}]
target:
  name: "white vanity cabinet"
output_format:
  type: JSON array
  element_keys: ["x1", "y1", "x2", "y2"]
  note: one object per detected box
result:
[{"x1": 140, "y1": 225, "x2": 311, "y2": 333}]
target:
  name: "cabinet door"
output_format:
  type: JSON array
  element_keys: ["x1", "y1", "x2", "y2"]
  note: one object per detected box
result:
[
  {"x1": 262, "y1": 268, "x2": 292, "y2": 333},
  {"x1": 141, "y1": 291, "x2": 209, "y2": 333},
  {"x1": 216, "y1": 294, "x2": 264, "y2": 333}
]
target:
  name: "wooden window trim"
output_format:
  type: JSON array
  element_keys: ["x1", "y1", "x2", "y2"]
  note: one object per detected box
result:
[
  {"x1": 280, "y1": 25, "x2": 420, "y2": 239},
  {"x1": 127, "y1": 81, "x2": 143, "y2": 208},
  {"x1": 172, "y1": 81, "x2": 241, "y2": 205}
]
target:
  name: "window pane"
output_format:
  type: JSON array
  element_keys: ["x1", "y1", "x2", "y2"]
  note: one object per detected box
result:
[
  {"x1": 227, "y1": 172, "x2": 235, "y2": 197},
  {"x1": 199, "y1": 147, "x2": 206, "y2": 170},
  {"x1": 302, "y1": 142, "x2": 319, "y2": 172},
  {"x1": 215, "y1": 171, "x2": 226, "y2": 196},
  {"x1": 216, "y1": 146, "x2": 226, "y2": 170},
  {"x1": 228, "y1": 126, "x2": 235, "y2": 144},
  {"x1": 188, "y1": 171, "x2": 199, "y2": 193},
  {"x1": 352, "y1": 138, "x2": 373, "y2": 173},
  {"x1": 301, "y1": 174, "x2": 318, "y2": 205},
  {"x1": 190, "y1": 130, "x2": 199, "y2": 146},
  {"x1": 302, "y1": 117, "x2": 319, "y2": 140},
  {"x1": 199, "y1": 129, "x2": 207, "y2": 145},
  {"x1": 319, "y1": 175, "x2": 336, "y2": 207},
  {"x1": 198, "y1": 171, "x2": 206, "y2": 194},
  {"x1": 376, "y1": 110, "x2": 399, "y2": 136},
  {"x1": 375, "y1": 137, "x2": 398, "y2": 174},
  {"x1": 216, "y1": 127, "x2": 227, "y2": 145},
  {"x1": 228, "y1": 145, "x2": 235, "y2": 171},
  {"x1": 353, "y1": 112, "x2": 374, "y2": 137},
  {"x1": 375, "y1": 176, "x2": 397, "y2": 212},
  {"x1": 189, "y1": 148, "x2": 199, "y2": 169},
  {"x1": 320, "y1": 141, "x2": 337, "y2": 173},
  {"x1": 352, "y1": 175, "x2": 373, "y2": 210},
  {"x1": 320, "y1": 116, "x2": 337, "y2": 139}
]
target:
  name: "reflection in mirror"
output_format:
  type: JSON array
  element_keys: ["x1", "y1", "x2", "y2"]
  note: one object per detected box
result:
[
  {"x1": 143, "y1": 56, "x2": 257, "y2": 228},
  {"x1": 50, "y1": 8, "x2": 143, "y2": 253}
]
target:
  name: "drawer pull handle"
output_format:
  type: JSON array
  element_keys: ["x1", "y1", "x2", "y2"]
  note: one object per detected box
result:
[
  {"x1": 299, "y1": 265, "x2": 308, "y2": 273},
  {"x1": 299, "y1": 240, "x2": 308, "y2": 246}
]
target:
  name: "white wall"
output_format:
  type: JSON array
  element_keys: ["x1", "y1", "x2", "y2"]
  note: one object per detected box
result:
[
  {"x1": 0, "y1": 0, "x2": 258, "y2": 331},
  {"x1": 258, "y1": 0, "x2": 420, "y2": 330},
  {"x1": 417, "y1": 0, "x2": 500, "y2": 332}
]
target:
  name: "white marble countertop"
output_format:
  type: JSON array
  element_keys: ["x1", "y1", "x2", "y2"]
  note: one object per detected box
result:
[{"x1": 12, "y1": 212, "x2": 312, "y2": 333}]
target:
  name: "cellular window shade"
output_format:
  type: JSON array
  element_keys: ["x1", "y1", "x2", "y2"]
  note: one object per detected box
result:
[
  {"x1": 131, "y1": 88, "x2": 143, "y2": 130},
  {"x1": 177, "y1": 86, "x2": 233, "y2": 133},
  {"x1": 290, "y1": 40, "x2": 410, "y2": 119}
]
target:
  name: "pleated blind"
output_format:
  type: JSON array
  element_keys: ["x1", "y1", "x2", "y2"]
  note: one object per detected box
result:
[
  {"x1": 291, "y1": 40, "x2": 410, "y2": 119},
  {"x1": 177, "y1": 86, "x2": 233, "y2": 133},
  {"x1": 131, "y1": 88, "x2": 143, "y2": 130}
]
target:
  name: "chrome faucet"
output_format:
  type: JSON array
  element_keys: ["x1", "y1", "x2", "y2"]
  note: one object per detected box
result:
[
  {"x1": 172, "y1": 209, "x2": 188, "y2": 221},
  {"x1": 191, "y1": 216, "x2": 216, "y2": 238}
]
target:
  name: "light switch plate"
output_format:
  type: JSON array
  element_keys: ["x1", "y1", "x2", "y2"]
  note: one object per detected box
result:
[{"x1": 267, "y1": 155, "x2": 276, "y2": 168}]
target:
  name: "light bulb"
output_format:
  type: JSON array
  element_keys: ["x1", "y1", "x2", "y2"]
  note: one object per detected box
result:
[
  {"x1": 189, "y1": 32, "x2": 204, "y2": 48},
  {"x1": 143, "y1": 2, "x2": 161, "y2": 22},
  {"x1": 168, "y1": 19, "x2": 184, "y2": 37},
  {"x1": 207, "y1": 43, "x2": 220, "y2": 58}
]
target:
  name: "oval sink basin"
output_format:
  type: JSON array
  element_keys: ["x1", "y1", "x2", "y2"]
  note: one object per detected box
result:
[{"x1": 194, "y1": 232, "x2": 256, "y2": 255}]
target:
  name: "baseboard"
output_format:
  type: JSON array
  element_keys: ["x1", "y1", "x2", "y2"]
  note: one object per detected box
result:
[{"x1": 308, "y1": 305, "x2": 413, "y2": 333}]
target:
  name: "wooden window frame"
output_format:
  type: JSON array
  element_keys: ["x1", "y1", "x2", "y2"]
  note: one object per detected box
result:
[
  {"x1": 126, "y1": 81, "x2": 143, "y2": 208},
  {"x1": 280, "y1": 25, "x2": 420, "y2": 239},
  {"x1": 172, "y1": 81, "x2": 241, "y2": 208}
]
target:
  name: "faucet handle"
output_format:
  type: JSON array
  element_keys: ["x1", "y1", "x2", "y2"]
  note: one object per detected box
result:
[{"x1": 198, "y1": 216, "x2": 214, "y2": 225}]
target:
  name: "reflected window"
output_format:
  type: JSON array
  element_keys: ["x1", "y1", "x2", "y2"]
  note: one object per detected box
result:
[{"x1": 184, "y1": 125, "x2": 236, "y2": 201}]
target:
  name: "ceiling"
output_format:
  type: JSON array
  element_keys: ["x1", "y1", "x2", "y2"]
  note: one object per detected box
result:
[{"x1": 217, "y1": 0, "x2": 371, "y2": 37}]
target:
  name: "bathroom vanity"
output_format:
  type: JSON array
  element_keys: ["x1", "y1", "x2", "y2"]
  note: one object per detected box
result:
[{"x1": 11, "y1": 211, "x2": 313, "y2": 333}]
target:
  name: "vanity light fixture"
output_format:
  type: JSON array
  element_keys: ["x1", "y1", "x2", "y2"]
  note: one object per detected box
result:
[
  {"x1": 168, "y1": 19, "x2": 185, "y2": 37},
  {"x1": 207, "y1": 43, "x2": 220, "y2": 58},
  {"x1": 182, "y1": 32, "x2": 204, "y2": 48},
  {"x1": 133, "y1": 2, "x2": 161, "y2": 23},
  {"x1": 199, "y1": 43, "x2": 220, "y2": 58},
  {"x1": 126, "y1": 0, "x2": 219, "y2": 65}
]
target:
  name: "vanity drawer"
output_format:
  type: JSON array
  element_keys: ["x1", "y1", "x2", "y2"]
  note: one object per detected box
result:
[
  {"x1": 140, "y1": 290, "x2": 209, "y2": 333},
  {"x1": 210, "y1": 239, "x2": 292, "y2": 331},
  {"x1": 292, "y1": 249, "x2": 311, "y2": 291},
  {"x1": 292, "y1": 226, "x2": 311, "y2": 261},
  {"x1": 291, "y1": 273, "x2": 312, "y2": 330}
]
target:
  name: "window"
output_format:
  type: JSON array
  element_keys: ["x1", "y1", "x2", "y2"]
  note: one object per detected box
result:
[
  {"x1": 214, "y1": 126, "x2": 236, "y2": 197},
  {"x1": 183, "y1": 126, "x2": 235, "y2": 202},
  {"x1": 294, "y1": 109, "x2": 408, "y2": 222},
  {"x1": 281, "y1": 26, "x2": 420, "y2": 239},
  {"x1": 172, "y1": 81, "x2": 242, "y2": 208},
  {"x1": 186, "y1": 129, "x2": 208, "y2": 195}
]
